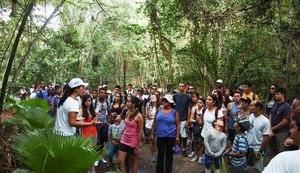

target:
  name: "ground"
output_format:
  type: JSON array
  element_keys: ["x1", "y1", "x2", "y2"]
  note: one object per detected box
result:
[{"x1": 96, "y1": 142, "x2": 206, "y2": 173}]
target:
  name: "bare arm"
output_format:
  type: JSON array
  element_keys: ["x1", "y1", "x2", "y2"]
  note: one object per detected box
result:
[
  {"x1": 272, "y1": 119, "x2": 289, "y2": 132},
  {"x1": 69, "y1": 112, "x2": 100, "y2": 127},
  {"x1": 175, "y1": 111, "x2": 180, "y2": 140},
  {"x1": 259, "y1": 135, "x2": 270, "y2": 153},
  {"x1": 136, "y1": 113, "x2": 144, "y2": 147}
]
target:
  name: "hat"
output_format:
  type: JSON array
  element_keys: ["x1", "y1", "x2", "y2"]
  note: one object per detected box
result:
[
  {"x1": 68, "y1": 78, "x2": 88, "y2": 88},
  {"x1": 102, "y1": 84, "x2": 108, "y2": 88},
  {"x1": 216, "y1": 79, "x2": 223, "y2": 84},
  {"x1": 106, "y1": 90, "x2": 112, "y2": 94},
  {"x1": 163, "y1": 94, "x2": 174, "y2": 104},
  {"x1": 241, "y1": 97, "x2": 251, "y2": 105},
  {"x1": 237, "y1": 118, "x2": 250, "y2": 131}
]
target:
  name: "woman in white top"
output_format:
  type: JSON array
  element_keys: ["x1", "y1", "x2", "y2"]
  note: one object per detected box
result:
[
  {"x1": 200, "y1": 94, "x2": 224, "y2": 139},
  {"x1": 54, "y1": 78, "x2": 100, "y2": 136},
  {"x1": 145, "y1": 94, "x2": 160, "y2": 162}
]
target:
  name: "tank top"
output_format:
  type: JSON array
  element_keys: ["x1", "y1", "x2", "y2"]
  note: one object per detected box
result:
[
  {"x1": 120, "y1": 117, "x2": 138, "y2": 148},
  {"x1": 156, "y1": 108, "x2": 176, "y2": 138}
]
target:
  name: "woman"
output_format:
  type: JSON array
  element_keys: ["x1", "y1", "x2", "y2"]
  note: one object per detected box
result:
[
  {"x1": 78, "y1": 94, "x2": 97, "y2": 173},
  {"x1": 239, "y1": 97, "x2": 251, "y2": 119},
  {"x1": 188, "y1": 92, "x2": 200, "y2": 159},
  {"x1": 54, "y1": 78, "x2": 100, "y2": 136},
  {"x1": 145, "y1": 94, "x2": 160, "y2": 162},
  {"x1": 266, "y1": 84, "x2": 278, "y2": 117},
  {"x1": 189, "y1": 96, "x2": 206, "y2": 163},
  {"x1": 117, "y1": 96, "x2": 144, "y2": 173},
  {"x1": 150, "y1": 94, "x2": 180, "y2": 173},
  {"x1": 201, "y1": 94, "x2": 224, "y2": 140},
  {"x1": 110, "y1": 92, "x2": 124, "y2": 124}
]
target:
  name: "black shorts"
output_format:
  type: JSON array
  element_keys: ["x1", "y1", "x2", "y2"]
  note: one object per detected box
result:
[
  {"x1": 118, "y1": 142, "x2": 136, "y2": 155},
  {"x1": 228, "y1": 128, "x2": 237, "y2": 143}
]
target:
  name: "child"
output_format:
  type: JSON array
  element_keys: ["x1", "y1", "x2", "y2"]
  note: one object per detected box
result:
[
  {"x1": 204, "y1": 119, "x2": 227, "y2": 173},
  {"x1": 229, "y1": 118, "x2": 250, "y2": 173},
  {"x1": 108, "y1": 115, "x2": 123, "y2": 166}
]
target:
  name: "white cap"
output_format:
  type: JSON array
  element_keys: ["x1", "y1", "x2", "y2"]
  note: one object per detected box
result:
[
  {"x1": 106, "y1": 90, "x2": 112, "y2": 94},
  {"x1": 216, "y1": 79, "x2": 223, "y2": 84},
  {"x1": 103, "y1": 84, "x2": 108, "y2": 88},
  {"x1": 68, "y1": 78, "x2": 88, "y2": 88},
  {"x1": 163, "y1": 94, "x2": 174, "y2": 104}
]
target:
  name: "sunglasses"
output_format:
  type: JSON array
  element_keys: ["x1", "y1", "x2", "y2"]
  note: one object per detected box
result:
[{"x1": 270, "y1": 87, "x2": 276, "y2": 90}]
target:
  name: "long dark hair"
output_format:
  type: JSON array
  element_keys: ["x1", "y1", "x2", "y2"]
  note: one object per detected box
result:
[
  {"x1": 209, "y1": 94, "x2": 219, "y2": 108},
  {"x1": 112, "y1": 92, "x2": 122, "y2": 107},
  {"x1": 129, "y1": 96, "x2": 142, "y2": 120},
  {"x1": 82, "y1": 95, "x2": 96, "y2": 120},
  {"x1": 58, "y1": 85, "x2": 80, "y2": 107}
]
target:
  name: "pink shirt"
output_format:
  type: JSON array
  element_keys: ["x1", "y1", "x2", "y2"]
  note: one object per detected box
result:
[{"x1": 120, "y1": 118, "x2": 138, "y2": 148}]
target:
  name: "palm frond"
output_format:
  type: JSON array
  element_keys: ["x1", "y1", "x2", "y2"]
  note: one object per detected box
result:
[{"x1": 13, "y1": 129, "x2": 101, "y2": 173}]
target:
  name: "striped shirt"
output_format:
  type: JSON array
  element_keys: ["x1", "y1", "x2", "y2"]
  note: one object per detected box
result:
[{"x1": 231, "y1": 133, "x2": 248, "y2": 166}]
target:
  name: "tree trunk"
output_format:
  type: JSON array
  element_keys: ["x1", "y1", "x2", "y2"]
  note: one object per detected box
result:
[
  {"x1": 149, "y1": 2, "x2": 173, "y2": 85},
  {"x1": 0, "y1": 0, "x2": 35, "y2": 142},
  {"x1": 11, "y1": 0, "x2": 18, "y2": 17}
]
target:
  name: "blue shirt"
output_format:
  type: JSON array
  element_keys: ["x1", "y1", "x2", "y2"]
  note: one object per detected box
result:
[
  {"x1": 36, "y1": 89, "x2": 48, "y2": 100},
  {"x1": 174, "y1": 94, "x2": 191, "y2": 121},
  {"x1": 231, "y1": 133, "x2": 248, "y2": 166},
  {"x1": 155, "y1": 108, "x2": 176, "y2": 138},
  {"x1": 228, "y1": 102, "x2": 241, "y2": 129}
]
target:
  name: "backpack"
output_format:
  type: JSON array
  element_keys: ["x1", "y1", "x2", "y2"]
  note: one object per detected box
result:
[{"x1": 252, "y1": 93, "x2": 256, "y2": 101}]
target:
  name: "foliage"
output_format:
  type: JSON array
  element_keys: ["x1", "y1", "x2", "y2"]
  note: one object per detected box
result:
[{"x1": 12, "y1": 129, "x2": 100, "y2": 173}]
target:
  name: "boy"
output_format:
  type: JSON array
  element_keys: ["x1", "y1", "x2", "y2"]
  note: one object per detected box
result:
[
  {"x1": 108, "y1": 115, "x2": 123, "y2": 166},
  {"x1": 229, "y1": 119, "x2": 250, "y2": 173},
  {"x1": 204, "y1": 119, "x2": 227, "y2": 173}
]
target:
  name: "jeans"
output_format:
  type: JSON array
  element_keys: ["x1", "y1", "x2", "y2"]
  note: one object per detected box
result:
[{"x1": 156, "y1": 137, "x2": 175, "y2": 173}]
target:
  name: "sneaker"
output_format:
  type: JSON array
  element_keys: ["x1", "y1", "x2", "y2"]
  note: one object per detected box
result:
[
  {"x1": 191, "y1": 156, "x2": 198, "y2": 162},
  {"x1": 198, "y1": 157, "x2": 202, "y2": 164},
  {"x1": 150, "y1": 155, "x2": 156, "y2": 163},
  {"x1": 182, "y1": 151, "x2": 188, "y2": 157},
  {"x1": 94, "y1": 160, "x2": 99, "y2": 166},
  {"x1": 100, "y1": 158, "x2": 107, "y2": 164},
  {"x1": 188, "y1": 151, "x2": 195, "y2": 158}
]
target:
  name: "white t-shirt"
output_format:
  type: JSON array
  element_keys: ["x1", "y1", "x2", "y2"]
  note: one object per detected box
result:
[
  {"x1": 201, "y1": 108, "x2": 224, "y2": 139},
  {"x1": 54, "y1": 97, "x2": 79, "y2": 136},
  {"x1": 247, "y1": 114, "x2": 270, "y2": 152},
  {"x1": 263, "y1": 150, "x2": 300, "y2": 173}
]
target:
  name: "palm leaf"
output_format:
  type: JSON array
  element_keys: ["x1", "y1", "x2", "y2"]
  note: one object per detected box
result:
[
  {"x1": 13, "y1": 169, "x2": 34, "y2": 173},
  {"x1": 13, "y1": 129, "x2": 101, "y2": 173},
  {"x1": 19, "y1": 99, "x2": 50, "y2": 112}
]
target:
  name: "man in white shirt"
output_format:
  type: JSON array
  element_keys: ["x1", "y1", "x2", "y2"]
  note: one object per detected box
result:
[
  {"x1": 247, "y1": 100, "x2": 270, "y2": 172},
  {"x1": 263, "y1": 115, "x2": 300, "y2": 173}
]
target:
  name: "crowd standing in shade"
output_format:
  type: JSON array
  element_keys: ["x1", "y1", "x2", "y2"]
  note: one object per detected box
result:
[{"x1": 20, "y1": 78, "x2": 300, "y2": 173}]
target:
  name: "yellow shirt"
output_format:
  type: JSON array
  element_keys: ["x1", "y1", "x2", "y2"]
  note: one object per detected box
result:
[{"x1": 242, "y1": 92, "x2": 259, "y2": 101}]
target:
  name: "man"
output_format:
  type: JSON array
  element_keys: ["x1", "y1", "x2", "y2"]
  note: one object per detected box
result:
[
  {"x1": 47, "y1": 86, "x2": 60, "y2": 117},
  {"x1": 35, "y1": 81, "x2": 48, "y2": 100},
  {"x1": 187, "y1": 84, "x2": 195, "y2": 96},
  {"x1": 94, "y1": 87, "x2": 111, "y2": 165},
  {"x1": 126, "y1": 83, "x2": 133, "y2": 95},
  {"x1": 242, "y1": 81, "x2": 259, "y2": 101},
  {"x1": 226, "y1": 91, "x2": 243, "y2": 146},
  {"x1": 216, "y1": 79, "x2": 225, "y2": 95},
  {"x1": 173, "y1": 82, "x2": 192, "y2": 157},
  {"x1": 164, "y1": 84, "x2": 173, "y2": 96},
  {"x1": 108, "y1": 85, "x2": 121, "y2": 104},
  {"x1": 263, "y1": 115, "x2": 300, "y2": 173},
  {"x1": 269, "y1": 87, "x2": 291, "y2": 155},
  {"x1": 247, "y1": 100, "x2": 270, "y2": 172}
]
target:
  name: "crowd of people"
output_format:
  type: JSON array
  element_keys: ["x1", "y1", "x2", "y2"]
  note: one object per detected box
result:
[{"x1": 19, "y1": 78, "x2": 300, "y2": 173}]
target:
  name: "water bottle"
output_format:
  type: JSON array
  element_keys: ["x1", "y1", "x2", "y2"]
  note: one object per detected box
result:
[{"x1": 174, "y1": 145, "x2": 180, "y2": 156}]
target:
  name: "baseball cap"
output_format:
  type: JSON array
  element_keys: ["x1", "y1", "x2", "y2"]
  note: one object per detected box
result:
[
  {"x1": 163, "y1": 94, "x2": 174, "y2": 104},
  {"x1": 68, "y1": 78, "x2": 88, "y2": 89},
  {"x1": 241, "y1": 97, "x2": 251, "y2": 105},
  {"x1": 216, "y1": 79, "x2": 223, "y2": 84},
  {"x1": 237, "y1": 118, "x2": 250, "y2": 131}
]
